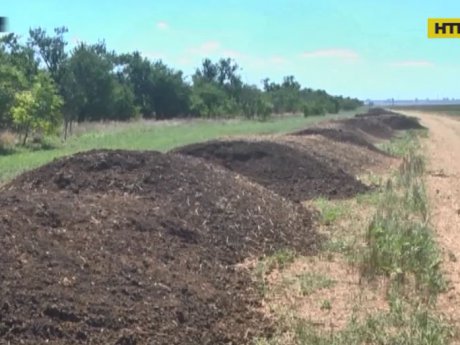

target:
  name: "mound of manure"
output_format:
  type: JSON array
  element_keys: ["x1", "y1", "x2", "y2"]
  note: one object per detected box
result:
[
  {"x1": 176, "y1": 140, "x2": 369, "y2": 202},
  {"x1": 1, "y1": 149, "x2": 318, "y2": 344},
  {"x1": 291, "y1": 127, "x2": 384, "y2": 153}
]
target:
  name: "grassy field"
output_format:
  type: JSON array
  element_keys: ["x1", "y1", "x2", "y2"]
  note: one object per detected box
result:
[
  {"x1": 392, "y1": 104, "x2": 460, "y2": 116},
  {"x1": 0, "y1": 112, "x2": 356, "y2": 184}
]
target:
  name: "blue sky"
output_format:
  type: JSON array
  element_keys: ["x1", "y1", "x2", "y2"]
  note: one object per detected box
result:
[{"x1": 2, "y1": 0, "x2": 460, "y2": 99}]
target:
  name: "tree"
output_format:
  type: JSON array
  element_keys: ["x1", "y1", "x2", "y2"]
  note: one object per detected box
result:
[
  {"x1": 150, "y1": 62, "x2": 190, "y2": 119},
  {"x1": 118, "y1": 52, "x2": 156, "y2": 116},
  {"x1": 28, "y1": 27, "x2": 68, "y2": 83},
  {"x1": 190, "y1": 82, "x2": 231, "y2": 117},
  {"x1": 28, "y1": 27, "x2": 73, "y2": 137},
  {"x1": 11, "y1": 73, "x2": 62, "y2": 144}
]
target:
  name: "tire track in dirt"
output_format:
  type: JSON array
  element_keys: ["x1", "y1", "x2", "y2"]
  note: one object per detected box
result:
[{"x1": 405, "y1": 111, "x2": 460, "y2": 336}]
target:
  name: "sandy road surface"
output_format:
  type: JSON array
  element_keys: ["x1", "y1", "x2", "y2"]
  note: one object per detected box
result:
[{"x1": 405, "y1": 111, "x2": 460, "y2": 335}]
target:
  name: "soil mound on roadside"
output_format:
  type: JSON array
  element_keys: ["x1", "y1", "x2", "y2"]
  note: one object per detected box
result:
[
  {"x1": 354, "y1": 109, "x2": 424, "y2": 132},
  {"x1": 279, "y1": 135, "x2": 397, "y2": 176},
  {"x1": 176, "y1": 140, "x2": 369, "y2": 201},
  {"x1": 291, "y1": 127, "x2": 384, "y2": 153},
  {"x1": 377, "y1": 115, "x2": 425, "y2": 130},
  {"x1": 355, "y1": 107, "x2": 399, "y2": 117},
  {"x1": 338, "y1": 117, "x2": 395, "y2": 139},
  {"x1": 0, "y1": 150, "x2": 317, "y2": 345}
]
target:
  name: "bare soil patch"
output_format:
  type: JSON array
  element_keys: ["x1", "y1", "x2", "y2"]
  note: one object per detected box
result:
[
  {"x1": 0, "y1": 150, "x2": 318, "y2": 345},
  {"x1": 265, "y1": 256, "x2": 389, "y2": 331}
]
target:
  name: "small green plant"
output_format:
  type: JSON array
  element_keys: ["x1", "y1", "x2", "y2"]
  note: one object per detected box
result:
[
  {"x1": 289, "y1": 303, "x2": 452, "y2": 345},
  {"x1": 320, "y1": 299, "x2": 332, "y2": 311},
  {"x1": 269, "y1": 249, "x2": 297, "y2": 270},
  {"x1": 378, "y1": 130, "x2": 422, "y2": 157},
  {"x1": 356, "y1": 190, "x2": 382, "y2": 206},
  {"x1": 253, "y1": 249, "x2": 297, "y2": 296},
  {"x1": 313, "y1": 198, "x2": 347, "y2": 225},
  {"x1": 362, "y1": 139, "x2": 445, "y2": 299},
  {"x1": 298, "y1": 272, "x2": 335, "y2": 296}
]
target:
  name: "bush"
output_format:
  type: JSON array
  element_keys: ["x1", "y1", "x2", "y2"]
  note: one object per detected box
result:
[{"x1": 304, "y1": 103, "x2": 326, "y2": 117}]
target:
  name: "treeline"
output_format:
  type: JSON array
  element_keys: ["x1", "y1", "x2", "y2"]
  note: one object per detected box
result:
[{"x1": 0, "y1": 27, "x2": 362, "y2": 143}]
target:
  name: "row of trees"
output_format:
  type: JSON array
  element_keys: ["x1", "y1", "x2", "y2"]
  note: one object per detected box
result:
[{"x1": 0, "y1": 27, "x2": 362, "y2": 143}]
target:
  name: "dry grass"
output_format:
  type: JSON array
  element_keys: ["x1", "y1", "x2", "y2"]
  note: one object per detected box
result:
[{"x1": 0, "y1": 130, "x2": 16, "y2": 152}]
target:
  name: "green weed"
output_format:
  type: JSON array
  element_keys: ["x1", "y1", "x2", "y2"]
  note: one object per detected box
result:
[
  {"x1": 313, "y1": 198, "x2": 348, "y2": 226},
  {"x1": 297, "y1": 272, "x2": 335, "y2": 296}
]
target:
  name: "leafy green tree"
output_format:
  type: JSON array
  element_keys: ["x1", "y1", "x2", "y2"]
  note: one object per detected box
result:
[
  {"x1": 28, "y1": 27, "x2": 74, "y2": 137},
  {"x1": 11, "y1": 73, "x2": 62, "y2": 144},
  {"x1": 0, "y1": 60, "x2": 26, "y2": 127},
  {"x1": 190, "y1": 82, "x2": 230, "y2": 117},
  {"x1": 28, "y1": 27, "x2": 68, "y2": 83},
  {"x1": 149, "y1": 62, "x2": 190, "y2": 119},
  {"x1": 118, "y1": 52, "x2": 156, "y2": 116},
  {"x1": 0, "y1": 33, "x2": 38, "y2": 83},
  {"x1": 191, "y1": 58, "x2": 243, "y2": 117},
  {"x1": 239, "y1": 85, "x2": 272, "y2": 119}
]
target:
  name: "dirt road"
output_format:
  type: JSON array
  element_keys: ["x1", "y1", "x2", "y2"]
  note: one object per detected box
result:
[{"x1": 406, "y1": 111, "x2": 460, "y2": 332}]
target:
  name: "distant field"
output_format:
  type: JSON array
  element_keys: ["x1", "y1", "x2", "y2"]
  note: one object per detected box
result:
[
  {"x1": 392, "y1": 104, "x2": 460, "y2": 116},
  {"x1": 0, "y1": 111, "x2": 357, "y2": 184}
]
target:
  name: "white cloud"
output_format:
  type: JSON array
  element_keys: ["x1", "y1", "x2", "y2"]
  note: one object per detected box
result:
[
  {"x1": 389, "y1": 60, "x2": 434, "y2": 67},
  {"x1": 189, "y1": 41, "x2": 221, "y2": 55},
  {"x1": 301, "y1": 48, "x2": 359, "y2": 60},
  {"x1": 156, "y1": 21, "x2": 169, "y2": 30}
]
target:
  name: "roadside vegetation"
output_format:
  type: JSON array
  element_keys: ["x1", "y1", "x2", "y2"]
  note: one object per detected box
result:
[
  {"x1": 0, "y1": 27, "x2": 362, "y2": 150},
  {"x1": 254, "y1": 129, "x2": 454, "y2": 345}
]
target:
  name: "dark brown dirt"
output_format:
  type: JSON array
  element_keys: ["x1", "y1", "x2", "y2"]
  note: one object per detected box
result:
[
  {"x1": 291, "y1": 127, "x2": 386, "y2": 154},
  {"x1": 339, "y1": 117, "x2": 395, "y2": 140},
  {"x1": 175, "y1": 140, "x2": 369, "y2": 202},
  {"x1": 377, "y1": 115, "x2": 426, "y2": 131},
  {"x1": 0, "y1": 150, "x2": 318, "y2": 345},
  {"x1": 279, "y1": 135, "x2": 398, "y2": 176},
  {"x1": 353, "y1": 108, "x2": 425, "y2": 132},
  {"x1": 355, "y1": 107, "x2": 399, "y2": 117}
]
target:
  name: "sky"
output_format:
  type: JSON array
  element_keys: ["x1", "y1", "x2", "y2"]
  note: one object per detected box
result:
[{"x1": 2, "y1": 0, "x2": 460, "y2": 100}]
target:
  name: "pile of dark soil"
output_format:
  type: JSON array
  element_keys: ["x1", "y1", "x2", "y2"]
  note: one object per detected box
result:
[
  {"x1": 0, "y1": 150, "x2": 318, "y2": 344},
  {"x1": 377, "y1": 115, "x2": 425, "y2": 131},
  {"x1": 355, "y1": 107, "x2": 398, "y2": 117},
  {"x1": 339, "y1": 117, "x2": 395, "y2": 140},
  {"x1": 279, "y1": 135, "x2": 397, "y2": 176},
  {"x1": 291, "y1": 127, "x2": 384, "y2": 153},
  {"x1": 353, "y1": 108, "x2": 424, "y2": 132},
  {"x1": 176, "y1": 140, "x2": 369, "y2": 202}
]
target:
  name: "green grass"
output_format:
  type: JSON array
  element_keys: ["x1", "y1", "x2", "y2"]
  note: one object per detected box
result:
[
  {"x1": 313, "y1": 197, "x2": 349, "y2": 226},
  {"x1": 364, "y1": 134, "x2": 444, "y2": 299},
  {"x1": 290, "y1": 301, "x2": 452, "y2": 345},
  {"x1": 297, "y1": 272, "x2": 336, "y2": 296},
  {"x1": 0, "y1": 112, "x2": 354, "y2": 184},
  {"x1": 378, "y1": 129, "x2": 427, "y2": 157}
]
